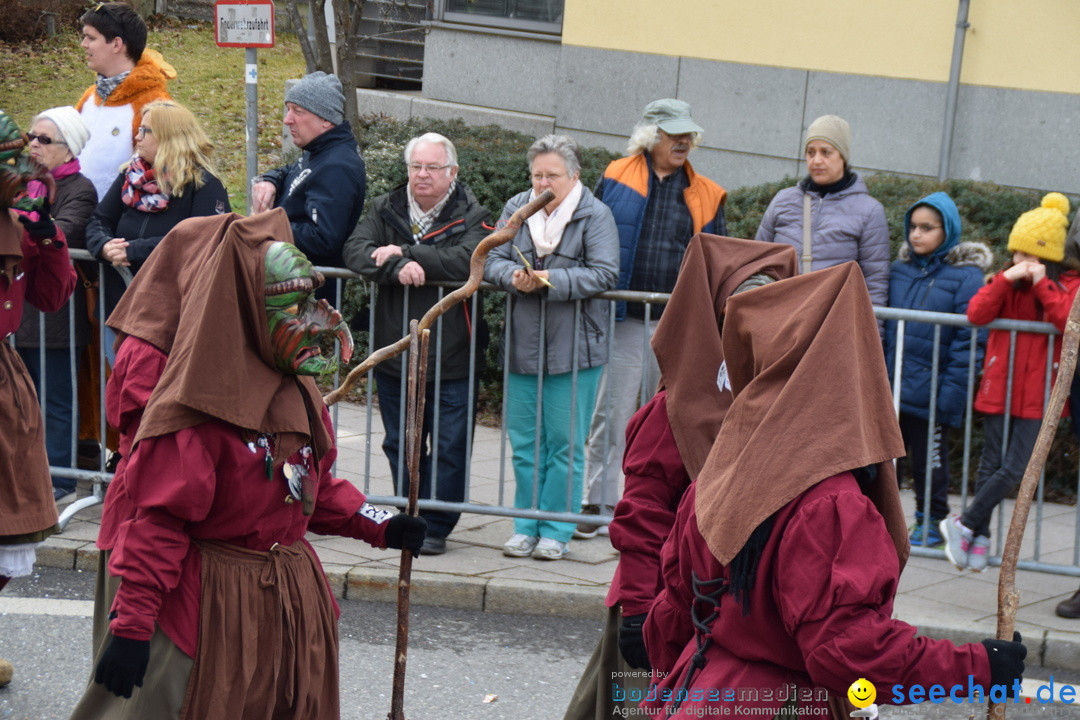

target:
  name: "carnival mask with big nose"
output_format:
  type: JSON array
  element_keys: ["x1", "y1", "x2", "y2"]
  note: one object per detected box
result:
[{"x1": 264, "y1": 242, "x2": 354, "y2": 375}]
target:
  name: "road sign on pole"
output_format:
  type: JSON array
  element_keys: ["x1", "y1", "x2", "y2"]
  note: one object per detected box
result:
[
  {"x1": 215, "y1": 0, "x2": 275, "y2": 213},
  {"x1": 215, "y1": 0, "x2": 275, "y2": 47}
]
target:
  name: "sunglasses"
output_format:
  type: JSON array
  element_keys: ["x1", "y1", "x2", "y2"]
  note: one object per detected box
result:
[{"x1": 27, "y1": 133, "x2": 65, "y2": 146}]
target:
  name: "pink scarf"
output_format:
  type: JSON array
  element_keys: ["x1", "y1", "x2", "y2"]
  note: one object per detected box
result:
[
  {"x1": 26, "y1": 158, "x2": 81, "y2": 202},
  {"x1": 121, "y1": 155, "x2": 170, "y2": 213}
]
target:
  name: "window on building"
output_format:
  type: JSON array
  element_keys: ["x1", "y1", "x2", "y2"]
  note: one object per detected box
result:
[{"x1": 439, "y1": 0, "x2": 563, "y2": 34}]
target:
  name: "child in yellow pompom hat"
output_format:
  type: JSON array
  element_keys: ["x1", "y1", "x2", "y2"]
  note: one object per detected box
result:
[{"x1": 940, "y1": 192, "x2": 1080, "y2": 573}]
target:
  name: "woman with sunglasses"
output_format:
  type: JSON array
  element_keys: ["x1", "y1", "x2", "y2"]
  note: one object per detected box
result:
[
  {"x1": 86, "y1": 100, "x2": 230, "y2": 322},
  {"x1": 13, "y1": 106, "x2": 98, "y2": 502}
]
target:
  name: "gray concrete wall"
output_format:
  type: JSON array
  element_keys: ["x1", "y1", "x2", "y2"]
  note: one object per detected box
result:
[{"x1": 366, "y1": 24, "x2": 1080, "y2": 196}]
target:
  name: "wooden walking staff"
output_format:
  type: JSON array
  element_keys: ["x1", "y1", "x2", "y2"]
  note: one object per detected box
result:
[
  {"x1": 387, "y1": 320, "x2": 429, "y2": 720},
  {"x1": 321, "y1": 189, "x2": 553, "y2": 720},
  {"x1": 322, "y1": 188, "x2": 554, "y2": 408},
  {"x1": 987, "y1": 290, "x2": 1080, "y2": 720}
]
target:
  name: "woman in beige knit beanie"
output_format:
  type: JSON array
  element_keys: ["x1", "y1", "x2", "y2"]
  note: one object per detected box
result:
[{"x1": 754, "y1": 114, "x2": 890, "y2": 313}]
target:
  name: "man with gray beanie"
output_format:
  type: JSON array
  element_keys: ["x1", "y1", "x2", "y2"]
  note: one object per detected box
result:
[{"x1": 252, "y1": 71, "x2": 366, "y2": 279}]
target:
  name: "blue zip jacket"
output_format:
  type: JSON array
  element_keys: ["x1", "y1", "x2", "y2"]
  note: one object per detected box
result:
[
  {"x1": 884, "y1": 192, "x2": 991, "y2": 427},
  {"x1": 595, "y1": 153, "x2": 726, "y2": 320},
  {"x1": 259, "y1": 122, "x2": 366, "y2": 268}
]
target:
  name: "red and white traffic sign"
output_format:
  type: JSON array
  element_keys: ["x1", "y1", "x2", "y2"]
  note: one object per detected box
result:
[{"x1": 215, "y1": 0, "x2": 275, "y2": 48}]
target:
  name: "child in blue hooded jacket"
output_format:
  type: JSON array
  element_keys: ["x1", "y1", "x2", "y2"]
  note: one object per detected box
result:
[{"x1": 884, "y1": 192, "x2": 992, "y2": 546}]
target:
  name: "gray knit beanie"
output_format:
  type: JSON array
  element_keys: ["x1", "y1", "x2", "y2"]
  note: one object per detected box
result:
[
  {"x1": 285, "y1": 71, "x2": 345, "y2": 125},
  {"x1": 804, "y1": 115, "x2": 852, "y2": 163}
]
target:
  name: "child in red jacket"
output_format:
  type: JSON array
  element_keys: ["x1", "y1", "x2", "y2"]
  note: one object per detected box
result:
[{"x1": 942, "y1": 193, "x2": 1080, "y2": 572}]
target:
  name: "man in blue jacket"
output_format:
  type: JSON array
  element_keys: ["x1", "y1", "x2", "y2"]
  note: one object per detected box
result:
[
  {"x1": 577, "y1": 99, "x2": 727, "y2": 538},
  {"x1": 252, "y1": 71, "x2": 366, "y2": 293}
]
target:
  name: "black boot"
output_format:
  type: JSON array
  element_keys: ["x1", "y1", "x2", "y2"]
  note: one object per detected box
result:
[{"x1": 1055, "y1": 587, "x2": 1080, "y2": 618}]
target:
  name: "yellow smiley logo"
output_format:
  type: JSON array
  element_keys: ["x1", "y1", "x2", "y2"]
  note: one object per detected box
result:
[{"x1": 847, "y1": 678, "x2": 876, "y2": 709}]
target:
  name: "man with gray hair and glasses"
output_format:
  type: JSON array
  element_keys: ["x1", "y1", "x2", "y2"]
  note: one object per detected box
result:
[
  {"x1": 343, "y1": 132, "x2": 492, "y2": 556},
  {"x1": 577, "y1": 98, "x2": 728, "y2": 538}
]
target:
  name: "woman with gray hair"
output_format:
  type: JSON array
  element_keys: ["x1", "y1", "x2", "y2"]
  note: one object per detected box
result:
[
  {"x1": 755, "y1": 114, "x2": 890, "y2": 308},
  {"x1": 14, "y1": 106, "x2": 98, "y2": 502},
  {"x1": 485, "y1": 134, "x2": 619, "y2": 561}
]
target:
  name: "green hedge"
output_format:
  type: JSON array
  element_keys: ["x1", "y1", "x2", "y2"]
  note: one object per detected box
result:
[
  {"x1": 340, "y1": 115, "x2": 619, "y2": 415},
  {"x1": 340, "y1": 116, "x2": 1078, "y2": 500}
]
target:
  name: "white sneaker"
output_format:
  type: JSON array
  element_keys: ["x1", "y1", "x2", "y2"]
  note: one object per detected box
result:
[
  {"x1": 532, "y1": 537, "x2": 569, "y2": 561},
  {"x1": 502, "y1": 534, "x2": 539, "y2": 558},
  {"x1": 940, "y1": 516, "x2": 973, "y2": 571},
  {"x1": 968, "y1": 535, "x2": 991, "y2": 572}
]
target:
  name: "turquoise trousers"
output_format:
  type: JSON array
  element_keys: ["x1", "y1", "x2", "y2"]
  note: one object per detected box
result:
[{"x1": 506, "y1": 366, "x2": 603, "y2": 543}]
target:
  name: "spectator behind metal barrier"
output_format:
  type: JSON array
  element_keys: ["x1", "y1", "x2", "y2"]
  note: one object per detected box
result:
[
  {"x1": 883, "y1": 191, "x2": 992, "y2": 549},
  {"x1": 582, "y1": 98, "x2": 728, "y2": 536},
  {"x1": 342, "y1": 132, "x2": 490, "y2": 556},
  {"x1": 942, "y1": 193, "x2": 1080, "y2": 574},
  {"x1": 251, "y1": 70, "x2": 366, "y2": 305},
  {"x1": 85, "y1": 99, "x2": 230, "y2": 339},
  {"x1": 485, "y1": 133, "x2": 619, "y2": 562},
  {"x1": 755, "y1": 113, "x2": 890, "y2": 309},
  {"x1": 14, "y1": 106, "x2": 97, "y2": 502}
]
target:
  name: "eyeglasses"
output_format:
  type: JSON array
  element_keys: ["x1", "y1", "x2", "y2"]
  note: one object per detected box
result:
[
  {"x1": 27, "y1": 133, "x2": 65, "y2": 146},
  {"x1": 531, "y1": 173, "x2": 566, "y2": 183},
  {"x1": 910, "y1": 223, "x2": 942, "y2": 234},
  {"x1": 407, "y1": 163, "x2": 450, "y2": 174},
  {"x1": 136, "y1": 126, "x2": 153, "y2": 137}
]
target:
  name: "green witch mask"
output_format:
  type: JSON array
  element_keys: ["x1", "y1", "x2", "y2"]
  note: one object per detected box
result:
[{"x1": 264, "y1": 242, "x2": 354, "y2": 375}]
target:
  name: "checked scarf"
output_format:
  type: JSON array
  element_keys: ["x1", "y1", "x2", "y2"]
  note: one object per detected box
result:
[{"x1": 121, "y1": 155, "x2": 169, "y2": 212}]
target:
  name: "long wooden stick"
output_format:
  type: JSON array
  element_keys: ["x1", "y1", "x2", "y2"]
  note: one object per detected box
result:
[
  {"x1": 988, "y1": 290, "x2": 1080, "y2": 720},
  {"x1": 387, "y1": 321, "x2": 429, "y2": 720},
  {"x1": 323, "y1": 189, "x2": 554, "y2": 407}
]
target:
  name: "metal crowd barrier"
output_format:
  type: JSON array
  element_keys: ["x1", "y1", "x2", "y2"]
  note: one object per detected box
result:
[{"x1": 24, "y1": 257, "x2": 1080, "y2": 578}]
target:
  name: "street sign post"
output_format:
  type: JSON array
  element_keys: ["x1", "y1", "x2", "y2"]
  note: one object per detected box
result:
[{"x1": 215, "y1": 0, "x2": 275, "y2": 213}]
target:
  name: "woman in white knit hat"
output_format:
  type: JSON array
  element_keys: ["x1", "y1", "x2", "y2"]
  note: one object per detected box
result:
[
  {"x1": 755, "y1": 114, "x2": 891, "y2": 310},
  {"x1": 14, "y1": 106, "x2": 99, "y2": 502}
]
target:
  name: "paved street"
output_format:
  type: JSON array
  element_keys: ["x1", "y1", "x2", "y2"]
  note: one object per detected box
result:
[{"x1": 0, "y1": 567, "x2": 601, "y2": 720}]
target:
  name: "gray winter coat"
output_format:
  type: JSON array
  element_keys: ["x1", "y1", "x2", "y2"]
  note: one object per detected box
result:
[
  {"x1": 485, "y1": 187, "x2": 619, "y2": 375},
  {"x1": 755, "y1": 174, "x2": 890, "y2": 307}
]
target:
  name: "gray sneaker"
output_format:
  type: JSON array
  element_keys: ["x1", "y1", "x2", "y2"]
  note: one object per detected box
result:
[
  {"x1": 532, "y1": 537, "x2": 569, "y2": 561},
  {"x1": 940, "y1": 516, "x2": 974, "y2": 571},
  {"x1": 968, "y1": 535, "x2": 990, "y2": 572},
  {"x1": 502, "y1": 534, "x2": 539, "y2": 558}
]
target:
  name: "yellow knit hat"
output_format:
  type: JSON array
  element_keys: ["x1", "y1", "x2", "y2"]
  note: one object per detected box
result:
[{"x1": 1007, "y1": 193, "x2": 1071, "y2": 263}]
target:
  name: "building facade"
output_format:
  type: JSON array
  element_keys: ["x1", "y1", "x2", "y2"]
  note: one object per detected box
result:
[{"x1": 356, "y1": 0, "x2": 1080, "y2": 194}]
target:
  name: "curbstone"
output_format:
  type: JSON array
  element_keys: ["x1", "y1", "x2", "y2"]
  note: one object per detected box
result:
[
  {"x1": 75, "y1": 546, "x2": 100, "y2": 572},
  {"x1": 36, "y1": 541, "x2": 85, "y2": 571},
  {"x1": 346, "y1": 566, "x2": 488, "y2": 612},
  {"x1": 484, "y1": 578, "x2": 606, "y2": 621}
]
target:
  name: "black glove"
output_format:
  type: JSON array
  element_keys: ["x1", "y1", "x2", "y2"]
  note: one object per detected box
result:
[
  {"x1": 618, "y1": 612, "x2": 651, "y2": 670},
  {"x1": 17, "y1": 198, "x2": 57, "y2": 241},
  {"x1": 94, "y1": 634, "x2": 150, "y2": 698},
  {"x1": 982, "y1": 631, "x2": 1026, "y2": 688},
  {"x1": 385, "y1": 513, "x2": 427, "y2": 557}
]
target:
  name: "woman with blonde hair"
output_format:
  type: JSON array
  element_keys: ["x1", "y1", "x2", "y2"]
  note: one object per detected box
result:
[{"x1": 86, "y1": 100, "x2": 230, "y2": 317}]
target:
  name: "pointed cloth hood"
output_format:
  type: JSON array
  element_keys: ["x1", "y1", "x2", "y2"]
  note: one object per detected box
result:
[
  {"x1": 651, "y1": 234, "x2": 798, "y2": 479},
  {"x1": 694, "y1": 262, "x2": 908, "y2": 567},
  {"x1": 133, "y1": 208, "x2": 331, "y2": 464},
  {"x1": 107, "y1": 212, "x2": 243, "y2": 354}
]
